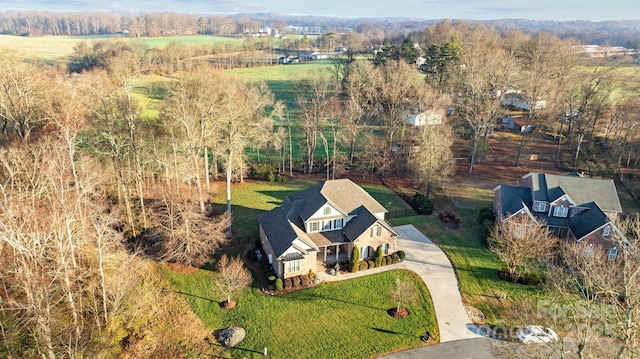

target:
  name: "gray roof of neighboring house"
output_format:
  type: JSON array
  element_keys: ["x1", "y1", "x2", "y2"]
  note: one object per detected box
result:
[
  {"x1": 529, "y1": 173, "x2": 622, "y2": 212},
  {"x1": 568, "y1": 202, "x2": 608, "y2": 239},
  {"x1": 258, "y1": 179, "x2": 391, "y2": 257},
  {"x1": 497, "y1": 184, "x2": 532, "y2": 217}
]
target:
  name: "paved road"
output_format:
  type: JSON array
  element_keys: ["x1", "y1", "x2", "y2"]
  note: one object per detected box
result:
[
  {"x1": 377, "y1": 337, "x2": 498, "y2": 359},
  {"x1": 394, "y1": 224, "x2": 483, "y2": 343}
]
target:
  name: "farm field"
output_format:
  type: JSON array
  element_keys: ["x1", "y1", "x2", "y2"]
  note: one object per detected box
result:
[{"x1": 0, "y1": 33, "x2": 243, "y2": 60}]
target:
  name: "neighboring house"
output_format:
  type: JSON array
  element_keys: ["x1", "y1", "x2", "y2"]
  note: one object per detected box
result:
[
  {"x1": 502, "y1": 91, "x2": 547, "y2": 111},
  {"x1": 493, "y1": 172, "x2": 623, "y2": 257},
  {"x1": 257, "y1": 179, "x2": 398, "y2": 279},
  {"x1": 500, "y1": 115, "x2": 535, "y2": 133},
  {"x1": 309, "y1": 52, "x2": 329, "y2": 60},
  {"x1": 406, "y1": 110, "x2": 443, "y2": 126}
]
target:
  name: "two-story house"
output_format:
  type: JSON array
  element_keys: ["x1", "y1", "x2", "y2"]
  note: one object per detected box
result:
[
  {"x1": 494, "y1": 172, "x2": 623, "y2": 258},
  {"x1": 257, "y1": 179, "x2": 398, "y2": 279}
]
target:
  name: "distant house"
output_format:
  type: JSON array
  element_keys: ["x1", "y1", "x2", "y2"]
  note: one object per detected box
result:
[
  {"x1": 257, "y1": 179, "x2": 398, "y2": 279},
  {"x1": 502, "y1": 92, "x2": 547, "y2": 111},
  {"x1": 500, "y1": 116, "x2": 535, "y2": 133},
  {"x1": 309, "y1": 52, "x2": 329, "y2": 60},
  {"x1": 494, "y1": 172, "x2": 623, "y2": 257},
  {"x1": 406, "y1": 110, "x2": 443, "y2": 126}
]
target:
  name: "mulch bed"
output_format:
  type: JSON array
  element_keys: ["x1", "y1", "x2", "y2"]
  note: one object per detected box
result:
[{"x1": 387, "y1": 307, "x2": 409, "y2": 319}]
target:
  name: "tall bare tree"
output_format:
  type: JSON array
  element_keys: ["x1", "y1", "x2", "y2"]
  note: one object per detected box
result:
[
  {"x1": 215, "y1": 255, "x2": 252, "y2": 307},
  {"x1": 489, "y1": 215, "x2": 555, "y2": 277}
]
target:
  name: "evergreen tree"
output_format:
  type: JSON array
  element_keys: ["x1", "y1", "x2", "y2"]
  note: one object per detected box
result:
[
  {"x1": 375, "y1": 245, "x2": 384, "y2": 267},
  {"x1": 349, "y1": 245, "x2": 360, "y2": 273}
]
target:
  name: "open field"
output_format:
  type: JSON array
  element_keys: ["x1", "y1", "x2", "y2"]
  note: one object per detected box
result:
[
  {"x1": 164, "y1": 267, "x2": 437, "y2": 358},
  {"x1": 0, "y1": 34, "x2": 243, "y2": 60}
]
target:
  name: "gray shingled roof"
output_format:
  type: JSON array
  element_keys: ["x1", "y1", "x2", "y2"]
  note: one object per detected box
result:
[
  {"x1": 343, "y1": 206, "x2": 378, "y2": 241},
  {"x1": 530, "y1": 173, "x2": 622, "y2": 212},
  {"x1": 258, "y1": 179, "x2": 391, "y2": 257},
  {"x1": 257, "y1": 200, "x2": 299, "y2": 257},
  {"x1": 569, "y1": 202, "x2": 608, "y2": 239},
  {"x1": 498, "y1": 185, "x2": 532, "y2": 217}
]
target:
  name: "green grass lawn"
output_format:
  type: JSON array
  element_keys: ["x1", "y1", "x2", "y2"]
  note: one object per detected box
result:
[
  {"x1": 164, "y1": 266, "x2": 437, "y2": 359},
  {"x1": 210, "y1": 179, "x2": 412, "y2": 239},
  {"x1": 389, "y1": 189, "x2": 545, "y2": 325}
]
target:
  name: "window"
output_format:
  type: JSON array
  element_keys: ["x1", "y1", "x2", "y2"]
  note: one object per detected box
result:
[
  {"x1": 382, "y1": 243, "x2": 389, "y2": 255},
  {"x1": 286, "y1": 260, "x2": 302, "y2": 273},
  {"x1": 534, "y1": 202, "x2": 547, "y2": 212},
  {"x1": 322, "y1": 220, "x2": 332, "y2": 231},
  {"x1": 310, "y1": 222, "x2": 319, "y2": 232},
  {"x1": 334, "y1": 218, "x2": 343, "y2": 229},
  {"x1": 608, "y1": 247, "x2": 618, "y2": 261},
  {"x1": 603, "y1": 225, "x2": 611, "y2": 237},
  {"x1": 323, "y1": 206, "x2": 331, "y2": 215},
  {"x1": 371, "y1": 225, "x2": 381, "y2": 237},
  {"x1": 553, "y1": 206, "x2": 569, "y2": 218},
  {"x1": 361, "y1": 246, "x2": 371, "y2": 258},
  {"x1": 268, "y1": 254, "x2": 273, "y2": 264}
]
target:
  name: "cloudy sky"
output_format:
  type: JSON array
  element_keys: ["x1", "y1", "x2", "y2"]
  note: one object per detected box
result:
[{"x1": 0, "y1": 0, "x2": 638, "y2": 21}]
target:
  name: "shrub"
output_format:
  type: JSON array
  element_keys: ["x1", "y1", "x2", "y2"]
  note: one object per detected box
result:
[
  {"x1": 477, "y1": 207, "x2": 495, "y2": 225},
  {"x1": 300, "y1": 274, "x2": 311, "y2": 286},
  {"x1": 396, "y1": 250, "x2": 405, "y2": 261},
  {"x1": 284, "y1": 278, "x2": 292, "y2": 289},
  {"x1": 359, "y1": 261, "x2": 368, "y2": 271},
  {"x1": 308, "y1": 269, "x2": 315, "y2": 280},
  {"x1": 367, "y1": 260, "x2": 375, "y2": 269},
  {"x1": 413, "y1": 193, "x2": 434, "y2": 215},
  {"x1": 292, "y1": 276, "x2": 301, "y2": 287},
  {"x1": 267, "y1": 171, "x2": 276, "y2": 182},
  {"x1": 267, "y1": 275, "x2": 276, "y2": 283},
  {"x1": 275, "y1": 278, "x2": 283, "y2": 291},
  {"x1": 374, "y1": 245, "x2": 383, "y2": 267},
  {"x1": 391, "y1": 253, "x2": 400, "y2": 263},
  {"x1": 521, "y1": 272, "x2": 543, "y2": 286},
  {"x1": 276, "y1": 174, "x2": 288, "y2": 182},
  {"x1": 385, "y1": 255, "x2": 392, "y2": 265},
  {"x1": 349, "y1": 245, "x2": 360, "y2": 273}
]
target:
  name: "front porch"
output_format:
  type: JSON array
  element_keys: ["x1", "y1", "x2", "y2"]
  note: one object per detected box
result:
[{"x1": 317, "y1": 243, "x2": 351, "y2": 264}]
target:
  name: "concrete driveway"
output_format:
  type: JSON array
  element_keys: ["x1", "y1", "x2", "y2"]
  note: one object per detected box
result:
[{"x1": 393, "y1": 224, "x2": 482, "y2": 343}]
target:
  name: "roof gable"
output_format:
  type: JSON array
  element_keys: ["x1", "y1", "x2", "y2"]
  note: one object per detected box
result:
[{"x1": 527, "y1": 172, "x2": 622, "y2": 213}]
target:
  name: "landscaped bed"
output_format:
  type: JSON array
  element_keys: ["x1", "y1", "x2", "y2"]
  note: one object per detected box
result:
[{"x1": 163, "y1": 266, "x2": 437, "y2": 358}]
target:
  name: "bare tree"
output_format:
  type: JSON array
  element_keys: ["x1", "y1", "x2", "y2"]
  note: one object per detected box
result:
[
  {"x1": 410, "y1": 121, "x2": 455, "y2": 198},
  {"x1": 489, "y1": 214, "x2": 555, "y2": 278},
  {"x1": 215, "y1": 255, "x2": 252, "y2": 308},
  {"x1": 389, "y1": 276, "x2": 418, "y2": 317},
  {"x1": 148, "y1": 186, "x2": 228, "y2": 268}
]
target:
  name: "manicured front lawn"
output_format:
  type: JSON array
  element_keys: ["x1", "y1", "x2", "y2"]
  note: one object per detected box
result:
[
  {"x1": 164, "y1": 267, "x2": 437, "y2": 358},
  {"x1": 388, "y1": 189, "x2": 545, "y2": 325}
]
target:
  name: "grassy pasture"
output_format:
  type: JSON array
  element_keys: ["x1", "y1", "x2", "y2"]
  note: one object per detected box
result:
[{"x1": 0, "y1": 34, "x2": 242, "y2": 60}]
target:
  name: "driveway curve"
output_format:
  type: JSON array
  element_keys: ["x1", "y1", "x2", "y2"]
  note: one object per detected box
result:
[
  {"x1": 320, "y1": 224, "x2": 482, "y2": 344},
  {"x1": 393, "y1": 224, "x2": 482, "y2": 343}
]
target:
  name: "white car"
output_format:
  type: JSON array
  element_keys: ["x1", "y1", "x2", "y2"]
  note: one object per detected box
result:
[{"x1": 516, "y1": 325, "x2": 559, "y2": 344}]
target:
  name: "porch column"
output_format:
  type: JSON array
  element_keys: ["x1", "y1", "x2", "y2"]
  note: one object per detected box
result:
[
  {"x1": 335, "y1": 244, "x2": 339, "y2": 260},
  {"x1": 323, "y1": 246, "x2": 327, "y2": 261}
]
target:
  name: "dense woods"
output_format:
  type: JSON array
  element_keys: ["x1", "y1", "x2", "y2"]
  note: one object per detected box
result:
[{"x1": 2, "y1": 11, "x2": 640, "y2": 357}]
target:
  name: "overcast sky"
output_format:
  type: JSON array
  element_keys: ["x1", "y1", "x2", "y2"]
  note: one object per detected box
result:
[{"x1": 0, "y1": 0, "x2": 638, "y2": 21}]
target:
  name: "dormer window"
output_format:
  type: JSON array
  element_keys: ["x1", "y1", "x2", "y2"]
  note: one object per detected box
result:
[
  {"x1": 603, "y1": 225, "x2": 611, "y2": 237},
  {"x1": 534, "y1": 202, "x2": 547, "y2": 212},
  {"x1": 553, "y1": 206, "x2": 569, "y2": 218},
  {"x1": 323, "y1": 206, "x2": 331, "y2": 215},
  {"x1": 608, "y1": 247, "x2": 618, "y2": 261}
]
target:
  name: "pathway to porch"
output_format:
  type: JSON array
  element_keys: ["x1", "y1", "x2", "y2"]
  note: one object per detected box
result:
[{"x1": 319, "y1": 224, "x2": 482, "y2": 343}]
